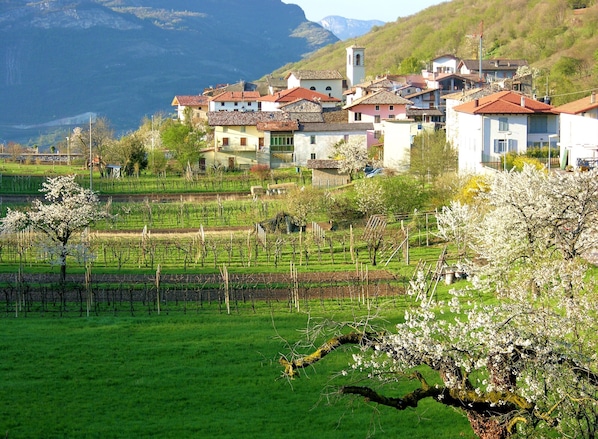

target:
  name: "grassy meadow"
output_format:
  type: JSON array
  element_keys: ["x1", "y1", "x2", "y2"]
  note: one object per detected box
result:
[
  {"x1": 0, "y1": 164, "x2": 474, "y2": 438},
  {"x1": 0, "y1": 304, "x2": 475, "y2": 439}
]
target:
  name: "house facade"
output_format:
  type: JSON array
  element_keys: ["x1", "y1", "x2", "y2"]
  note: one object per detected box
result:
[
  {"x1": 293, "y1": 122, "x2": 372, "y2": 167},
  {"x1": 208, "y1": 91, "x2": 261, "y2": 112},
  {"x1": 344, "y1": 90, "x2": 412, "y2": 146},
  {"x1": 171, "y1": 95, "x2": 210, "y2": 123},
  {"x1": 555, "y1": 92, "x2": 598, "y2": 169},
  {"x1": 453, "y1": 91, "x2": 558, "y2": 174},
  {"x1": 382, "y1": 119, "x2": 426, "y2": 172},
  {"x1": 285, "y1": 70, "x2": 344, "y2": 101}
]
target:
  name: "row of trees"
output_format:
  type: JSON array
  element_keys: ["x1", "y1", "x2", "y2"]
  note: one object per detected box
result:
[{"x1": 282, "y1": 166, "x2": 598, "y2": 439}]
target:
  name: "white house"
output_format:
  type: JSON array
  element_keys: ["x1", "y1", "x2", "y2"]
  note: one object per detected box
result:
[
  {"x1": 285, "y1": 70, "x2": 344, "y2": 101},
  {"x1": 555, "y1": 92, "x2": 598, "y2": 169},
  {"x1": 208, "y1": 91, "x2": 261, "y2": 112},
  {"x1": 453, "y1": 90, "x2": 559, "y2": 174},
  {"x1": 382, "y1": 119, "x2": 426, "y2": 172},
  {"x1": 293, "y1": 122, "x2": 373, "y2": 167}
]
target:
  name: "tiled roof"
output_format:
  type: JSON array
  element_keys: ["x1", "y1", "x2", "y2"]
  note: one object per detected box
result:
[
  {"x1": 554, "y1": 93, "x2": 598, "y2": 114},
  {"x1": 460, "y1": 59, "x2": 528, "y2": 71},
  {"x1": 454, "y1": 91, "x2": 557, "y2": 115},
  {"x1": 344, "y1": 90, "x2": 413, "y2": 108},
  {"x1": 300, "y1": 122, "x2": 374, "y2": 132},
  {"x1": 256, "y1": 121, "x2": 299, "y2": 132},
  {"x1": 307, "y1": 159, "x2": 341, "y2": 169},
  {"x1": 405, "y1": 88, "x2": 438, "y2": 99},
  {"x1": 286, "y1": 70, "x2": 344, "y2": 80},
  {"x1": 207, "y1": 111, "x2": 288, "y2": 126},
  {"x1": 407, "y1": 108, "x2": 444, "y2": 117},
  {"x1": 260, "y1": 87, "x2": 341, "y2": 103},
  {"x1": 171, "y1": 95, "x2": 209, "y2": 106},
  {"x1": 211, "y1": 91, "x2": 261, "y2": 102}
]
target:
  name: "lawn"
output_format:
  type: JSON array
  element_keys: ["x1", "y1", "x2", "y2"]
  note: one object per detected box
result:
[{"x1": 0, "y1": 305, "x2": 475, "y2": 439}]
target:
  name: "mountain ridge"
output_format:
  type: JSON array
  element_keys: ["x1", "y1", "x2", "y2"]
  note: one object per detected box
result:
[{"x1": 0, "y1": 0, "x2": 337, "y2": 141}]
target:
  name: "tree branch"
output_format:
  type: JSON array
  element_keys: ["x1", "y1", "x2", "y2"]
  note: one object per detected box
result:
[{"x1": 280, "y1": 332, "x2": 368, "y2": 378}]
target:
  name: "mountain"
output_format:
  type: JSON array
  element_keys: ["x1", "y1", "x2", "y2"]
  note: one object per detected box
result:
[
  {"x1": 270, "y1": 0, "x2": 598, "y2": 106},
  {"x1": 0, "y1": 0, "x2": 338, "y2": 142},
  {"x1": 319, "y1": 16, "x2": 384, "y2": 40}
]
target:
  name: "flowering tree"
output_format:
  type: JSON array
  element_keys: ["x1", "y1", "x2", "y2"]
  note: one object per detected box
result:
[
  {"x1": 281, "y1": 166, "x2": 598, "y2": 439},
  {"x1": 0, "y1": 175, "x2": 108, "y2": 283},
  {"x1": 331, "y1": 138, "x2": 369, "y2": 181}
]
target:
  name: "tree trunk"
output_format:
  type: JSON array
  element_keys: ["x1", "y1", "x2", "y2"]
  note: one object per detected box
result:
[{"x1": 467, "y1": 412, "x2": 510, "y2": 439}]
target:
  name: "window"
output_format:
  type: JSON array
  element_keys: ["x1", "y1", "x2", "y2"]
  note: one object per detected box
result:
[
  {"x1": 493, "y1": 139, "x2": 516, "y2": 153},
  {"x1": 221, "y1": 102, "x2": 225, "y2": 106},
  {"x1": 258, "y1": 138, "x2": 264, "y2": 149},
  {"x1": 222, "y1": 137, "x2": 229, "y2": 146},
  {"x1": 310, "y1": 135, "x2": 316, "y2": 144},
  {"x1": 389, "y1": 105, "x2": 394, "y2": 111},
  {"x1": 356, "y1": 54, "x2": 361, "y2": 66},
  {"x1": 498, "y1": 117, "x2": 509, "y2": 132},
  {"x1": 354, "y1": 112, "x2": 362, "y2": 121},
  {"x1": 375, "y1": 105, "x2": 380, "y2": 111},
  {"x1": 310, "y1": 153, "x2": 316, "y2": 160},
  {"x1": 374, "y1": 131, "x2": 382, "y2": 139},
  {"x1": 240, "y1": 126, "x2": 246, "y2": 133},
  {"x1": 310, "y1": 86, "x2": 316, "y2": 91},
  {"x1": 270, "y1": 133, "x2": 294, "y2": 152},
  {"x1": 326, "y1": 86, "x2": 332, "y2": 91},
  {"x1": 374, "y1": 115, "x2": 381, "y2": 123},
  {"x1": 223, "y1": 127, "x2": 228, "y2": 133},
  {"x1": 240, "y1": 137, "x2": 247, "y2": 146},
  {"x1": 234, "y1": 102, "x2": 238, "y2": 106},
  {"x1": 388, "y1": 114, "x2": 395, "y2": 119},
  {"x1": 247, "y1": 102, "x2": 252, "y2": 107},
  {"x1": 529, "y1": 115, "x2": 548, "y2": 133}
]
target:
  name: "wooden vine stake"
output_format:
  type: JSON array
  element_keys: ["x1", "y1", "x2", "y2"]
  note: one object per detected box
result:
[
  {"x1": 155, "y1": 264, "x2": 161, "y2": 315},
  {"x1": 85, "y1": 263, "x2": 93, "y2": 317},
  {"x1": 220, "y1": 264, "x2": 230, "y2": 315}
]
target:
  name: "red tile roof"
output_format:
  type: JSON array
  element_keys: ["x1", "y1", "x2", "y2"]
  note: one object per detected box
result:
[
  {"x1": 210, "y1": 91, "x2": 261, "y2": 102},
  {"x1": 171, "y1": 95, "x2": 209, "y2": 106},
  {"x1": 454, "y1": 91, "x2": 557, "y2": 115},
  {"x1": 554, "y1": 93, "x2": 598, "y2": 114},
  {"x1": 260, "y1": 87, "x2": 340, "y2": 104}
]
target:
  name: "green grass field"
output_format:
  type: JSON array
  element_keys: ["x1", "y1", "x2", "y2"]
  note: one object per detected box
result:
[{"x1": 0, "y1": 304, "x2": 475, "y2": 439}]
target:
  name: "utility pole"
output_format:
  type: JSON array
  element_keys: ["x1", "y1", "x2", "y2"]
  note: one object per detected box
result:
[{"x1": 89, "y1": 115, "x2": 93, "y2": 191}]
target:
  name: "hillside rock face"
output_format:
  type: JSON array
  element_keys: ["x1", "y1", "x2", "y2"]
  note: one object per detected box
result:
[
  {"x1": 319, "y1": 16, "x2": 384, "y2": 40},
  {"x1": 0, "y1": 0, "x2": 337, "y2": 137}
]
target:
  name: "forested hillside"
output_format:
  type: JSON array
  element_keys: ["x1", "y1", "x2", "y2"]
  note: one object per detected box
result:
[{"x1": 271, "y1": 0, "x2": 598, "y2": 105}]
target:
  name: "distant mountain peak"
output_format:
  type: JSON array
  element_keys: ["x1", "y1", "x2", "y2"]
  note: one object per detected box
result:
[{"x1": 319, "y1": 15, "x2": 384, "y2": 40}]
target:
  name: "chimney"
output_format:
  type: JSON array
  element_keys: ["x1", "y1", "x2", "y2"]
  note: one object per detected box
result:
[
  {"x1": 521, "y1": 96, "x2": 526, "y2": 108},
  {"x1": 591, "y1": 91, "x2": 596, "y2": 104},
  {"x1": 474, "y1": 99, "x2": 479, "y2": 107}
]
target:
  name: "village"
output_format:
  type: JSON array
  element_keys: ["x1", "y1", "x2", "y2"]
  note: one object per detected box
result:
[{"x1": 171, "y1": 45, "x2": 598, "y2": 183}]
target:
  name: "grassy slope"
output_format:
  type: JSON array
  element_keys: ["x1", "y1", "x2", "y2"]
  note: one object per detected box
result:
[{"x1": 268, "y1": 0, "x2": 598, "y2": 105}]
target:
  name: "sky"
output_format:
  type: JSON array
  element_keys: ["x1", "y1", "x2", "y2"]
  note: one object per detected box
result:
[{"x1": 281, "y1": 0, "x2": 446, "y2": 22}]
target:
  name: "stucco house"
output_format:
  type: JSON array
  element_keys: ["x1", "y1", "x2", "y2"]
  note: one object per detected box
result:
[
  {"x1": 343, "y1": 90, "x2": 413, "y2": 146},
  {"x1": 171, "y1": 95, "x2": 210, "y2": 123},
  {"x1": 382, "y1": 119, "x2": 428, "y2": 172},
  {"x1": 208, "y1": 111, "x2": 291, "y2": 169},
  {"x1": 458, "y1": 59, "x2": 528, "y2": 82},
  {"x1": 452, "y1": 90, "x2": 559, "y2": 174},
  {"x1": 555, "y1": 92, "x2": 598, "y2": 170},
  {"x1": 285, "y1": 70, "x2": 344, "y2": 101},
  {"x1": 209, "y1": 91, "x2": 261, "y2": 112},
  {"x1": 293, "y1": 122, "x2": 373, "y2": 167}
]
